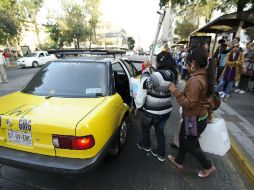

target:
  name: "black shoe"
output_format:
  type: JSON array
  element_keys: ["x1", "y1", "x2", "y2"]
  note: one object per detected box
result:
[
  {"x1": 151, "y1": 149, "x2": 165, "y2": 162},
  {"x1": 137, "y1": 142, "x2": 151, "y2": 152},
  {"x1": 170, "y1": 143, "x2": 178, "y2": 149}
]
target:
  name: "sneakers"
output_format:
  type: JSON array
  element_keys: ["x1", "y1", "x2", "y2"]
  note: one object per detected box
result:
[
  {"x1": 218, "y1": 91, "x2": 224, "y2": 95},
  {"x1": 151, "y1": 149, "x2": 165, "y2": 162},
  {"x1": 137, "y1": 142, "x2": 151, "y2": 152},
  {"x1": 234, "y1": 89, "x2": 240, "y2": 93},
  {"x1": 238, "y1": 90, "x2": 246, "y2": 94},
  {"x1": 221, "y1": 93, "x2": 230, "y2": 99}
]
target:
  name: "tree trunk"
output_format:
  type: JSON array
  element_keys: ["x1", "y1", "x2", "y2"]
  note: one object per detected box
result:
[
  {"x1": 77, "y1": 39, "x2": 80, "y2": 49},
  {"x1": 89, "y1": 34, "x2": 92, "y2": 49},
  {"x1": 34, "y1": 22, "x2": 41, "y2": 47},
  {"x1": 235, "y1": 1, "x2": 246, "y2": 37}
]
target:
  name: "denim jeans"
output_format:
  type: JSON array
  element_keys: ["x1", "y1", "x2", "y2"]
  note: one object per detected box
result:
[
  {"x1": 175, "y1": 118, "x2": 212, "y2": 169},
  {"x1": 216, "y1": 79, "x2": 234, "y2": 95},
  {"x1": 139, "y1": 111, "x2": 170, "y2": 157}
]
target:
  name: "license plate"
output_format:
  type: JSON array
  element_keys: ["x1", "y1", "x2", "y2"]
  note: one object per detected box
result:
[{"x1": 8, "y1": 130, "x2": 32, "y2": 146}]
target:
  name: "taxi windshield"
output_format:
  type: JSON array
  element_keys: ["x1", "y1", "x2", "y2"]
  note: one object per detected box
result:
[{"x1": 22, "y1": 61, "x2": 108, "y2": 98}]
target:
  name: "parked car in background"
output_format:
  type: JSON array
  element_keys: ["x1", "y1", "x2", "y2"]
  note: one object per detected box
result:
[
  {"x1": 17, "y1": 51, "x2": 57, "y2": 68},
  {"x1": 0, "y1": 50, "x2": 141, "y2": 175},
  {"x1": 125, "y1": 51, "x2": 135, "y2": 56}
]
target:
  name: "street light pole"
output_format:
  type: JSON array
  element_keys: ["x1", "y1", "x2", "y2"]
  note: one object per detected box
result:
[{"x1": 149, "y1": 7, "x2": 166, "y2": 64}]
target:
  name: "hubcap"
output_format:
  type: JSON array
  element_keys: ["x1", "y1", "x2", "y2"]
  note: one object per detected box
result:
[{"x1": 119, "y1": 121, "x2": 127, "y2": 145}]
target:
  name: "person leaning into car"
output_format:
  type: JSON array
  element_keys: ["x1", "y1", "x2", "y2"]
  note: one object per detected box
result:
[{"x1": 137, "y1": 56, "x2": 176, "y2": 162}]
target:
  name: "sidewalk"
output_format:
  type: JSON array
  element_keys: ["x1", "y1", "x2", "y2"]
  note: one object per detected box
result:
[
  {"x1": 214, "y1": 88, "x2": 254, "y2": 188},
  {"x1": 5, "y1": 62, "x2": 17, "y2": 70}
]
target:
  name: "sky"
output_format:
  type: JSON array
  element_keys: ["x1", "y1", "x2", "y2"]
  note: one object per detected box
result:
[{"x1": 38, "y1": 0, "x2": 160, "y2": 50}]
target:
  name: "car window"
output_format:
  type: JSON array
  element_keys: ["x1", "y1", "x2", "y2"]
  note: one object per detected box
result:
[
  {"x1": 22, "y1": 62, "x2": 107, "y2": 98},
  {"x1": 39, "y1": 53, "x2": 44, "y2": 57},
  {"x1": 121, "y1": 60, "x2": 141, "y2": 77},
  {"x1": 24, "y1": 53, "x2": 38, "y2": 57},
  {"x1": 121, "y1": 60, "x2": 134, "y2": 77},
  {"x1": 112, "y1": 62, "x2": 126, "y2": 75}
]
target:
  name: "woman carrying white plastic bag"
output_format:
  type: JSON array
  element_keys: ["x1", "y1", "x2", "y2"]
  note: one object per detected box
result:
[{"x1": 168, "y1": 47, "x2": 217, "y2": 178}]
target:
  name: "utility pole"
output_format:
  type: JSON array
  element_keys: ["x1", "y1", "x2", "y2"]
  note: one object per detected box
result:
[{"x1": 149, "y1": 7, "x2": 166, "y2": 63}]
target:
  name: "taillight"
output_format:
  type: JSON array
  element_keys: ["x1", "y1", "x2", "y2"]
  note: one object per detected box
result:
[{"x1": 52, "y1": 135, "x2": 95, "y2": 150}]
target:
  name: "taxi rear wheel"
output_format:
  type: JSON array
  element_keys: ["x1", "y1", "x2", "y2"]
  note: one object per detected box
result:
[{"x1": 109, "y1": 117, "x2": 128, "y2": 156}]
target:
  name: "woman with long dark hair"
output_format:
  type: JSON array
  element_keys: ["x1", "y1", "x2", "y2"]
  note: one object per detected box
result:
[{"x1": 168, "y1": 47, "x2": 216, "y2": 177}]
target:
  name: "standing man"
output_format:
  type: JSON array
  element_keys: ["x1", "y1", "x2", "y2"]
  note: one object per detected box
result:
[
  {"x1": 0, "y1": 52, "x2": 8, "y2": 83},
  {"x1": 137, "y1": 52, "x2": 176, "y2": 162}
]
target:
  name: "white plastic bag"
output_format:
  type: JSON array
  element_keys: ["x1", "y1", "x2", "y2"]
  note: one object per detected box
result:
[
  {"x1": 199, "y1": 118, "x2": 231, "y2": 156},
  {"x1": 131, "y1": 77, "x2": 147, "y2": 108}
]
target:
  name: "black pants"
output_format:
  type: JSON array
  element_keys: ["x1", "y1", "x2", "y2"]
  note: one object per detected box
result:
[
  {"x1": 175, "y1": 118, "x2": 212, "y2": 169},
  {"x1": 139, "y1": 111, "x2": 170, "y2": 157},
  {"x1": 239, "y1": 75, "x2": 251, "y2": 91}
]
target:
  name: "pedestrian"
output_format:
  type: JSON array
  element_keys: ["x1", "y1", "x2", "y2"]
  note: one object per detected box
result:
[
  {"x1": 137, "y1": 52, "x2": 176, "y2": 162},
  {"x1": 168, "y1": 47, "x2": 217, "y2": 177},
  {"x1": 235, "y1": 42, "x2": 254, "y2": 94},
  {"x1": 180, "y1": 46, "x2": 188, "y2": 80},
  {"x1": 0, "y1": 53, "x2": 8, "y2": 83},
  {"x1": 216, "y1": 43, "x2": 244, "y2": 101},
  {"x1": 156, "y1": 44, "x2": 178, "y2": 82},
  {"x1": 141, "y1": 60, "x2": 151, "y2": 72},
  {"x1": 215, "y1": 44, "x2": 229, "y2": 83},
  {"x1": 3, "y1": 49, "x2": 10, "y2": 67}
]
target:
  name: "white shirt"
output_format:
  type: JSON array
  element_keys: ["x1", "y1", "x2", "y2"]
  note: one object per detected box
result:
[{"x1": 0, "y1": 54, "x2": 6, "y2": 65}]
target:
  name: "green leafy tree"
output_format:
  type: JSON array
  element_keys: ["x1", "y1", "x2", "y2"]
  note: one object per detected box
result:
[
  {"x1": 127, "y1": 37, "x2": 135, "y2": 50},
  {"x1": 218, "y1": 0, "x2": 254, "y2": 14},
  {"x1": 172, "y1": 0, "x2": 220, "y2": 24},
  {"x1": 60, "y1": 1, "x2": 89, "y2": 49},
  {"x1": 21, "y1": 0, "x2": 44, "y2": 46},
  {"x1": 172, "y1": 0, "x2": 254, "y2": 16},
  {"x1": 175, "y1": 19, "x2": 198, "y2": 40},
  {"x1": 159, "y1": 0, "x2": 170, "y2": 8},
  {"x1": 0, "y1": 0, "x2": 23, "y2": 45},
  {"x1": 84, "y1": 0, "x2": 101, "y2": 48},
  {"x1": 45, "y1": 23, "x2": 64, "y2": 49}
]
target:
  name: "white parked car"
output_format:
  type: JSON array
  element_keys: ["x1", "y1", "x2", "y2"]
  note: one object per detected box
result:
[
  {"x1": 125, "y1": 51, "x2": 135, "y2": 56},
  {"x1": 17, "y1": 51, "x2": 57, "y2": 68}
]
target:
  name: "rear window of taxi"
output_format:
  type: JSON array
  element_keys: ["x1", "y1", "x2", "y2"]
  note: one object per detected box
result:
[{"x1": 22, "y1": 62, "x2": 107, "y2": 98}]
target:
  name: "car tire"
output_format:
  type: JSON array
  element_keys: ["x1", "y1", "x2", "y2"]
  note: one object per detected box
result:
[
  {"x1": 32, "y1": 61, "x2": 39, "y2": 68},
  {"x1": 109, "y1": 117, "x2": 128, "y2": 156}
]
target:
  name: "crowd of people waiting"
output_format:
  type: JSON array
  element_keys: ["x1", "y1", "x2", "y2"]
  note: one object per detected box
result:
[{"x1": 174, "y1": 37, "x2": 254, "y2": 102}]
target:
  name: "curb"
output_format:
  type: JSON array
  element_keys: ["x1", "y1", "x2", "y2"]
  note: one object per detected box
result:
[{"x1": 229, "y1": 135, "x2": 254, "y2": 189}]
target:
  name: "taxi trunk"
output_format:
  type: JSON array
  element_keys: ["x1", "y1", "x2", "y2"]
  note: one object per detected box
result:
[{"x1": 0, "y1": 92, "x2": 105, "y2": 157}]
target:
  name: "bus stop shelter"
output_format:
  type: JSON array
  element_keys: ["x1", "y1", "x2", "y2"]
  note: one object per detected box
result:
[{"x1": 190, "y1": 10, "x2": 254, "y2": 53}]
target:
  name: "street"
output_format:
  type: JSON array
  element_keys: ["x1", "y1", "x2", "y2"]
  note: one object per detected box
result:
[{"x1": 0, "y1": 66, "x2": 250, "y2": 190}]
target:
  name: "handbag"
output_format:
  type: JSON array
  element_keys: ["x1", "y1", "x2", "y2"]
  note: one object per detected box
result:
[
  {"x1": 198, "y1": 118, "x2": 231, "y2": 156},
  {"x1": 208, "y1": 91, "x2": 221, "y2": 111},
  {"x1": 184, "y1": 116, "x2": 198, "y2": 136}
]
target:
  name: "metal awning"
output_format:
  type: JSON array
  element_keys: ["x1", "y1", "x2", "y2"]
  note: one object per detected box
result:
[{"x1": 191, "y1": 10, "x2": 254, "y2": 34}]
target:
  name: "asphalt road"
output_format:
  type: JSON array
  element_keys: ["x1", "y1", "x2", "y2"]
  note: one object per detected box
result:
[{"x1": 0, "y1": 66, "x2": 250, "y2": 190}]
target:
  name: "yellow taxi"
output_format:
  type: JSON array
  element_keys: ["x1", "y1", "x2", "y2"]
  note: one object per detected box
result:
[{"x1": 0, "y1": 53, "x2": 141, "y2": 174}]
